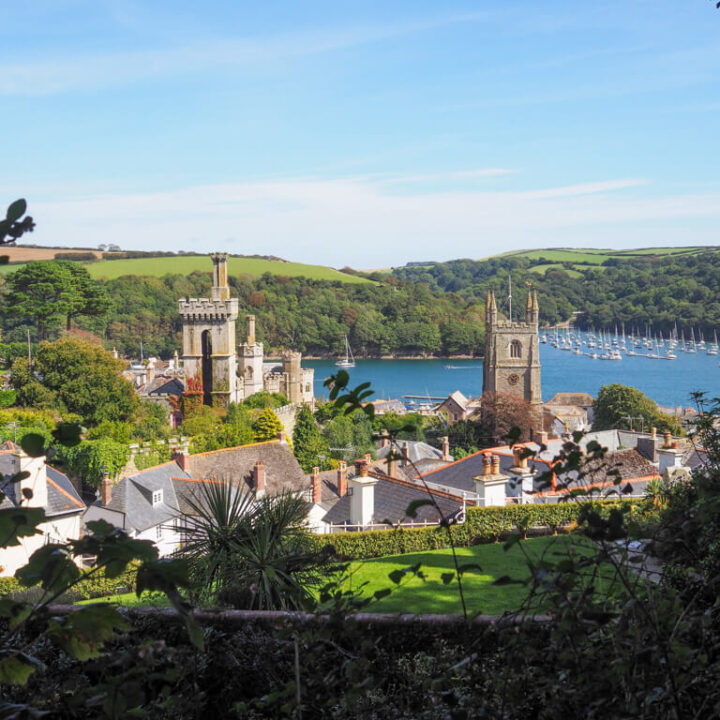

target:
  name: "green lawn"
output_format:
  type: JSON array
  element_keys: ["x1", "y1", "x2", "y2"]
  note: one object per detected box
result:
[
  {"x1": 77, "y1": 591, "x2": 170, "y2": 607},
  {"x1": 84, "y1": 256, "x2": 370, "y2": 283},
  {"x1": 342, "y1": 535, "x2": 600, "y2": 615}
]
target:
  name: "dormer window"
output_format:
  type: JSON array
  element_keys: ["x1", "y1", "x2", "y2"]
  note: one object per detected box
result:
[{"x1": 152, "y1": 490, "x2": 163, "y2": 506}]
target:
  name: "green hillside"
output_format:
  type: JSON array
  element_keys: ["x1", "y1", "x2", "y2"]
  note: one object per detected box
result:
[
  {"x1": 0, "y1": 255, "x2": 370, "y2": 283},
  {"x1": 85, "y1": 256, "x2": 370, "y2": 283}
]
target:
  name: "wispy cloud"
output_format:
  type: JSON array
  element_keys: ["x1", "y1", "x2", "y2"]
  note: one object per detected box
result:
[
  {"x1": 27, "y1": 174, "x2": 720, "y2": 267},
  {"x1": 0, "y1": 11, "x2": 491, "y2": 96}
]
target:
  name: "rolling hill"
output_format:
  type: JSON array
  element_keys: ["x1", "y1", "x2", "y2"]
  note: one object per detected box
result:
[{"x1": 0, "y1": 251, "x2": 370, "y2": 284}]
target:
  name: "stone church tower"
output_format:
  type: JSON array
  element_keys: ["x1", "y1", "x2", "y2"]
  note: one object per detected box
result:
[
  {"x1": 482, "y1": 288, "x2": 542, "y2": 411},
  {"x1": 179, "y1": 253, "x2": 239, "y2": 406}
]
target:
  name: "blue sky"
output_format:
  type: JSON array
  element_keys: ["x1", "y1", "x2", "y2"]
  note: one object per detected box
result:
[{"x1": 1, "y1": 1, "x2": 719, "y2": 267}]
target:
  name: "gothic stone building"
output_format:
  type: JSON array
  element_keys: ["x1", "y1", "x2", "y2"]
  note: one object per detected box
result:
[
  {"x1": 179, "y1": 253, "x2": 314, "y2": 407},
  {"x1": 482, "y1": 288, "x2": 542, "y2": 425}
]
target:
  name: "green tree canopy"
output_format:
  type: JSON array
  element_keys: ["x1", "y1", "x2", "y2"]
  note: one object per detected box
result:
[
  {"x1": 10, "y1": 338, "x2": 138, "y2": 425},
  {"x1": 253, "y1": 407, "x2": 284, "y2": 442},
  {"x1": 5, "y1": 261, "x2": 109, "y2": 339},
  {"x1": 61, "y1": 437, "x2": 131, "y2": 487},
  {"x1": 592, "y1": 383, "x2": 682, "y2": 434},
  {"x1": 293, "y1": 404, "x2": 329, "y2": 472}
]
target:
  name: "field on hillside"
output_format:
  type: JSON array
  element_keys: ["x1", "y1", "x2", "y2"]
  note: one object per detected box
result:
[
  {"x1": 84, "y1": 256, "x2": 371, "y2": 283},
  {"x1": 0, "y1": 254, "x2": 371, "y2": 283},
  {"x1": 0, "y1": 245, "x2": 111, "y2": 262}
]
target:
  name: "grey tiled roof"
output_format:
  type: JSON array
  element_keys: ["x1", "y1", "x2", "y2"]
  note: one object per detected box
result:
[
  {"x1": 143, "y1": 376, "x2": 184, "y2": 396},
  {"x1": 93, "y1": 440, "x2": 305, "y2": 532},
  {"x1": 0, "y1": 442, "x2": 85, "y2": 517},
  {"x1": 321, "y1": 474, "x2": 463, "y2": 527},
  {"x1": 189, "y1": 441, "x2": 306, "y2": 495},
  {"x1": 377, "y1": 441, "x2": 443, "y2": 465},
  {"x1": 101, "y1": 462, "x2": 188, "y2": 533}
]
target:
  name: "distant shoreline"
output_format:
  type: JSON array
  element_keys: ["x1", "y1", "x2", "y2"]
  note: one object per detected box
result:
[{"x1": 301, "y1": 355, "x2": 483, "y2": 361}]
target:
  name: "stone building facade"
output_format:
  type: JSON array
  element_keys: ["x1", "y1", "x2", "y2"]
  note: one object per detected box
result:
[
  {"x1": 179, "y1": 253, "x2": 314, "y2": 407},
  {"x1": 482, "y1": 288, "x2": 542, "y2": 411}
]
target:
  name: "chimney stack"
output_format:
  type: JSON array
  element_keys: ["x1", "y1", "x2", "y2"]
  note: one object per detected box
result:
[
  {"x1": 401, "y1": 442, "x2": 410, "y2": 467},
  {"x1": 101, "y1": 471, "x2": 112, "y2": 506},
  {"x1": 474, "y1": 454, "x2": 507, "y2": 506},
  {"x1": 337, "y1": 461, "x2": 348, "y2": 497},
  {"x1": 311, "y1": 466, "x2": 322, "y2": 504},
  {"x1": 174, "y1": 449, "x2": 190, "y2": 472},
  {"x1": 355, "y1": 459, "x2": 369, "y2": 478},
  {"x1": 277, "y1": 430, "x2": 286, "y2": 444},
  {"x1": 442, "y1": 436, "x2": 451, "y2": 462},
  {"x1": 253, "y1": 460, "x2": 266, "y2": 497}
]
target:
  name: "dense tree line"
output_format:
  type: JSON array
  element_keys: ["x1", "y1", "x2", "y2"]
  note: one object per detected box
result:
[
  {"x1": 1, "y1": 267, "x2": 486, "y2": 357},
  {"x1": 393, "y1": 250, "x2": 720, "y2": 333}
]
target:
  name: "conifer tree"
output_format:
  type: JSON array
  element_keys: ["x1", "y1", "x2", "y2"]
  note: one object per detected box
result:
[
  {"x1": 253, "y1": 407, "x2": 284, "y2": 442},
  {"x1": 293, "y1": 404, "x2": 329, "y2": 472}
]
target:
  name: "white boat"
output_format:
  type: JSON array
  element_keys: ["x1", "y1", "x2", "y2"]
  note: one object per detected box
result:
[{"x1": 335, "y1": 334, "x2": 355, "y2": 368}]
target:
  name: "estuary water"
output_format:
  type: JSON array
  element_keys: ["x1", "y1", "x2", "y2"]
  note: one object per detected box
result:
[{"x1": 307, "y1": 342, "x2": 720, "y2": 409}]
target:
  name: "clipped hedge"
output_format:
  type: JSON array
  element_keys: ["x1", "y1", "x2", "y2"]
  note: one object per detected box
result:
[
  {"x1": 0, "y1": 563, "x2": 139, "y2": 602},
  {"x1": 315, "y1": 500, "x2": 651, "y2": 560}
]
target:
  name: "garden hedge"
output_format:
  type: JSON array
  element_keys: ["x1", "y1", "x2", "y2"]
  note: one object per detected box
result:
[
  {"x1": 0, "y1": 563, "x2": 139, "y2": 601},
  {"x1": 314, "y1": 500, "x2": 653, "y2": 560}
]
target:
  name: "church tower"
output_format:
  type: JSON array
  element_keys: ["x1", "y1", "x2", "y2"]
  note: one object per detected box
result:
[
  {"x1": 179, "y1": 253, "x2": 239, "y2": 407},
  {"x1": 482, "y1": 287, "x2": 542, "y2": 411}
]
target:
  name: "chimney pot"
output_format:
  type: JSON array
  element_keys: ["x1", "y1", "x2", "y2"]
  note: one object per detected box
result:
[
  {"x1": 337, "y1": 461, "x2": 348, "y2": 497},
  {"x1": 482, "y1": 453, "x2": 492, "y2": 476},
  {"x1": 380, "y1": 432, "x2": 389, "y2": 448},
  {"x1": 355, "y1": 459, "x2": 369, "y2": 478},
  {"x1": 442, "y1": 436, "x2": 451, "y2": 462},
  {"x1": 401, "y1": 442, "x2": 410, "y2": 467},
  {"x1": 311, "y1": 466, "x2": 322, "y2": 504},
  {"x1": 663, "y1": 431, "x2": 672, "y2": 448},
  {"x1": 100, "y1": 472, "x2": 112, "y2": 506},
  {"x1": 651, "y1": 426, "x2": 657, "y2": 439},
  {"x1": 254, "y1": 460, "x2": 266, "y2": 496},
  {"x1": 491, "y1": 455, "x2": 500, "y2": 475}
]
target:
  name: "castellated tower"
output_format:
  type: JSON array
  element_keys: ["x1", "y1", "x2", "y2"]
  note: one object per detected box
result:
[
  {"x1": 282, "y1": 351, "x2": 303, "y2": 404},
  {"x1": 237, "y1": 314, "x2": 265, "y2": 397},
  {"x1": 179, "y1": 253, "x2": 239, "y2": 406},
  {"x1": 482, "y1": 288, "x2": 542, "y2": 411}
]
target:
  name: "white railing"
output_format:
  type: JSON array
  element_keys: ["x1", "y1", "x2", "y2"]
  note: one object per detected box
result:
[{"x1": 327, "y1": 520, "x2": 440, "y2": 533}]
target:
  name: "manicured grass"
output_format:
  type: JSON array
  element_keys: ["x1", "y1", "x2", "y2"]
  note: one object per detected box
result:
[
  {"x1": 76, "y1": 591, "x2": 170, "y2": 607},
  {"x1": 84, "y1": 256, "x2": 371, "y2": 283},
  {"x1": 342, "y1": 535, "x2": 599, "y2": 615}
]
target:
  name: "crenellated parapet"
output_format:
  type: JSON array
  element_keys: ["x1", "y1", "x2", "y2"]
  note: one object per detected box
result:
[{"x1": 178, "y1": 297, "x2": 239, "y2": 321}]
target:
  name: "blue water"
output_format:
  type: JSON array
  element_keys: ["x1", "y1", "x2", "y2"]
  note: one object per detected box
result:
[{"x1": 307, "y1": 344, "x2": 720, "y2": 409}]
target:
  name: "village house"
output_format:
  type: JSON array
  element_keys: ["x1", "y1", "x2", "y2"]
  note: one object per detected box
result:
[
  {"x1": 0, "y1": 442, "x2": 86, "y2": 577},
  {"x1": 83, "y1": 433, "x2": 306, "y2": 557}
]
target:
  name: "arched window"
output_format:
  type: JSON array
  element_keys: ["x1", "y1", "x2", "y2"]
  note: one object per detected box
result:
[{"x1": 510, "y1": 340, "x2": 522, "y2": 359}]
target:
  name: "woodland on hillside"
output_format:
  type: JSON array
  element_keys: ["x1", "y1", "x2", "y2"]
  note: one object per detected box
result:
[{"x1": 393, "y1": 251, "x2": 720, "y2": 333}]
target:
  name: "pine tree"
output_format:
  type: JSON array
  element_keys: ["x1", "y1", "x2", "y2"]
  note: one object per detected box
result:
[
  {"x1": 253, "y1": 407, "x2": 284, "y2": 442},
  {"x1": 293, "y1": 404, "x2": 329, "y2": 473}
]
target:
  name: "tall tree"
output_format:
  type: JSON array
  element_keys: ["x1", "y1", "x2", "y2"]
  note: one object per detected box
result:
[
  {"x1": 592, "y1": 383, "x2": 683, "y2": 434},
  {"x1": 10, "y1": 338, "x2": 138, "y2": 425},
  {"x1": 293, "y1": 404, "x2": 328, "y2": 472},
  {"x1": 5, "y1": 261, "x2": 109, "y2": 339},
  {"x1": 253, "y1": 407, "x2": 284, "y2": 442}
]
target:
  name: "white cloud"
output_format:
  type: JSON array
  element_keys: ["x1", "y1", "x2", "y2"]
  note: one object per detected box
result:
[
  {"x1": 27, "y1": 174, "x2": 720, "y2": 267},
  {"x1": 0, "y1": 11, "x2": 491, "y2": 95}
]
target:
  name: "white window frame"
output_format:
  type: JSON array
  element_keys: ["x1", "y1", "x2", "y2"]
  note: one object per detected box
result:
[{"x1": 152, "y1": 490, "x2": 163, "y2": 506}]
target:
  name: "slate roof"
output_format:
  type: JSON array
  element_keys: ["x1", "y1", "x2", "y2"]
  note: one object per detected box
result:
[
  {"x1": 189, "y1": 440, "x2": 306, "y2": 495},
  {"x1": 377, "y1": 441, "x2": 443, "y2": 466},
  {"x1": 321, "y1": 473, "x2": 463, "y2": 527},
  {"x1": 142, "y1": 376, "x2": 184, "y2": 396},
  {"x1": 101, "y1": 461, "x2": 188, "y2": 533},
  {"x1": 91, "y1": 439, "x2": 306, "y2": 532},
  {"x1": 0, "y1": 442, "x2": 85, "y2": 517}
]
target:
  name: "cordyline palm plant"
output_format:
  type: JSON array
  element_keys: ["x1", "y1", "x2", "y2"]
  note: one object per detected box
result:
[{"x1": 178, "y1": 481, "x2": 328, "y2": 610}]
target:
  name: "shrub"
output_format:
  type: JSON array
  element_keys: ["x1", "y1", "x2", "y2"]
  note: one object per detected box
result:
[{"x1": 314, "y1": 500, "x2": 650, "y2": 560}]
